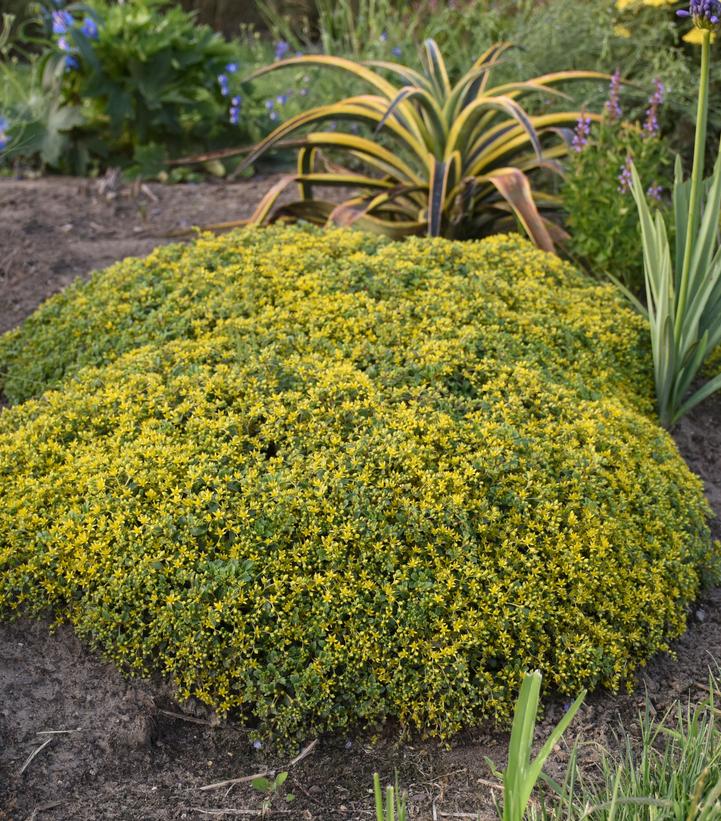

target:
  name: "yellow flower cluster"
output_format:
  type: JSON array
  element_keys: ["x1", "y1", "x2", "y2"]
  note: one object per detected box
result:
[{"x1": 0, "y1": 227, "x2": 717, "y2": 741}]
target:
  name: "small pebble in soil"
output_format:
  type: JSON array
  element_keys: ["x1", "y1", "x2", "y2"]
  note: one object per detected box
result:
[{"x1": 697, "y1": 608, "x2": 707, "y2": 622}]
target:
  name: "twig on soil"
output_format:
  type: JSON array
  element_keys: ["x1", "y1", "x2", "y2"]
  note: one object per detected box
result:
[
  {"x1": 36, "y1": 727, "x2": 83, "y2": 735},
  {"x1": 140, "y1": 184, "x2": 159, "y2": 203},
  {"x1": 156, "y1": 219, "x2": 250, "y2": 240},
  {"x1": 288, "y1": 739, "x2": 318, "y2": 767},
  {"x1": 476, "y1": 777, "x2": 503, "y2": 791},
  {"x1": 199, "y1": 738, "x2": 318, "y2": 792},
  {"x1": 190, "y1": 808, "x2": 293, "y2": 817},
  {"x1": 198, "y1": 772, "x2": 271, "y2": 792},
  {"x1": 166, "y1": 139, "x2": 306, "y2": 167},
  {"x1": 27, "y1": 800, "x2": 66, "y2": 820},
  {"x1": 159, "y1": 708, "x2": 213, "y2": 726},
  {"x1": 438, "y1": 813, "x2": 485, "y2": 819},
  {"x1": 19, "y1": 737, "x2": 54, "y2": 775}
]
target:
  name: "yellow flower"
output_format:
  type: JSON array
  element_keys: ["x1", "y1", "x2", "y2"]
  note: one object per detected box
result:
[
  {"x1": 684, "y1": 27, "x2": 718, "y2": 43},
  {"x1": 616, "y1": 0, "x2": 676, "y2": 8}
]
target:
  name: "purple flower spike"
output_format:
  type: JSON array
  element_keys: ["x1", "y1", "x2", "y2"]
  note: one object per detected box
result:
[
  {"x1": 618, "y1": 155, "x2": 633, "y2": 194},
  {"x1": 572, "y1": 112, "x2": 592, "y2": 152},
  {"x1": 647, "y1": 183, "x2": 664, "y2": 201},
  {"x1": 218, "y1": 74, "x2": 229, "y2": 96},
  {"x1": 275, "y1": 40, "x2": 289, "y2": 61},
  {"x1": 65, "y1": 54, "x2": 80, "y2": 71},
  {"x1": 643, "y1": 78, "x2": 665, "y2": 138},
  {"x1": 605, "y1": 69, "x2": 622, "y2": 121}
]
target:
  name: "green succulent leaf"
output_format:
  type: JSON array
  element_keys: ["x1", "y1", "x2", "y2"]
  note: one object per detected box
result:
[{"x1": 237, "y1": 39, "x2": 605, "y2": 245}]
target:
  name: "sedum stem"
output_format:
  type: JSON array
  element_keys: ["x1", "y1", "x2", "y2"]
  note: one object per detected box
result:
[{"x1": 676, "y1": 28, "x2": 711, "y2": 338}]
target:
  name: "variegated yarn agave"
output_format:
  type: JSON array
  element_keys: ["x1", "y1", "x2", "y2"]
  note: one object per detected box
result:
[{"x1": 241, "y1": 40, "x2": 604, "y2": 248}]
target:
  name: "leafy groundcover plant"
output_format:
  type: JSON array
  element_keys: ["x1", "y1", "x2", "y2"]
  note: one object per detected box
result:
[
  {"x1": 3, "y1": 0, "x2": 245, "y2": 175},
  {"x1": 0, "y1": 227, "x2": 717, "y2": 743},
  {"x1": 239, "y1": 40, "x2": 605, "y2": 246}
]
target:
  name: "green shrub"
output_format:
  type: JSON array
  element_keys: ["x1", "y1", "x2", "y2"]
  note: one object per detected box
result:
[
  {"x1": 1, "y1": 0, "x2": 270, "y2": 175},
  {"x1": 0, "y1": 227, "x2": 717, "y2": 742},
  {"x1": 563, "y1": 101, "x2": 673, "y2": 294}
]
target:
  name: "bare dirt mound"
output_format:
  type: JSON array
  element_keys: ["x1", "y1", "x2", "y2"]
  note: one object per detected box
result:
[{"x1": 1, "y1": 175, "x2": 720, "y2": 821}]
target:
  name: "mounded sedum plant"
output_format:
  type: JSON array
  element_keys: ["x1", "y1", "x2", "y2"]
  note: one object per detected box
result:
[{"x1": 0, "y1": 227, "x2": 717, "y2": 741}]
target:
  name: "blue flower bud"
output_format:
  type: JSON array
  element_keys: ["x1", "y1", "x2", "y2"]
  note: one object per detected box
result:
[
  {"x1": 0, "y1": 116, "x2": 9, "y2": 151},
  {"x1": 81, "y1": 16, "x2": 98, "y2": 39},
  {"x1": 678, "y1": 0, "x2": 721, "y2": 30}
]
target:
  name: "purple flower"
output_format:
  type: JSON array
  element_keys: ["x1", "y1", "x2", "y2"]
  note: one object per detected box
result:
[
  {"x1": 276, "y1": 94, "x2": 289, "y2": 106},
  {"x1": 618, "y1": 154, "x2": 633, "y2": 194},
  {"x1": 0, "y1": 116, "x2": 9, "y2": 151},
  {"x1": 217, "y1": 73, "x2": 229, "y2": 96},
  {"x1": 225, "y1": 62, "x2": 238, "y2": 73},
  {"x1": 299, "y1": 87, "x2": 309, "y2": 97},
  {"x1": 643, "y1": 78, "x2": 665, "y2": 138},
  {"x1": 51, "y1": 10, "x2": 73, "y2": 35},
  {"x1": 57, "y1": 35, "x2": 70, "y2": 52},
  {"x1": 572, "y1": 112, "x2": 592, "y2": 152},
  {"x1": 269, "y1": 111, "x2": 278, "y2": 121},
  {"x1": 81, "y1": 16, "x2": 98, "y2": 39},
  {"x1": 392, "y1": 46, "x2": 402, "y2": 58},
  {"x1": 65, "y1": 54, "x2": 80, "y2": 71},
  {"x1": 647, "y1": 183, "x2": 664, "y2": 201},
  {"x1": 275, "y1": 40, "x2": 290, "y2": 61},
  {"x1": 229, "y1": 95, "x2": 243, "y2": 124},
  {"x1": 677, "y1": 0, "x2": 721, "y2": 28},
  {"x1": 265, "y1": 99, "x2": 275, "y2": 111},
  {"x1": 605, "y1": 69, "x2": 622, "y2": 121},
  {"x1": 380, "y1": 31, "x2": 388, "y2": 42}
]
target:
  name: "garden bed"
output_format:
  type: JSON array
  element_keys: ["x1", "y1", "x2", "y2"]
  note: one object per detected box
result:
[{"x1": 1, "y1": 176, "x2": 721, "y2": 821}]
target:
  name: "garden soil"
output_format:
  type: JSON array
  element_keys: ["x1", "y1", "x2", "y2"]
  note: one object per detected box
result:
[{"x1": 1, "y1": 176, "x2": 721, "y2": 821}]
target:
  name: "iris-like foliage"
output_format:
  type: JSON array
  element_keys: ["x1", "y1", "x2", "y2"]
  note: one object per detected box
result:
[
  {"x1": 487, "y1": 671, "x2": 584, "y2": 821},
  {"x1": 240, "y1": 41, "x2": 605, "y2": 248},
  {"x1": 630, "y1": 25, "x2": 721, "y2": 427},
  {"x1": 373, "y1": 773, "x2": 408, "y2": 821}
]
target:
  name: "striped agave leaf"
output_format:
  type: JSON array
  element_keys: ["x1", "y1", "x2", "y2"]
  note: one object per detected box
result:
[{"x1": 240, "y1": 40, "x2": 606, "y2": 248}]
